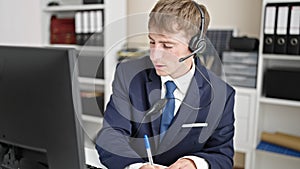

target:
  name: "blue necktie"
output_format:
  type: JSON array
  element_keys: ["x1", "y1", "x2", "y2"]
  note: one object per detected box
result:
[{"x1": 160, "y1": 81, "x2": 176, "y2": 141}]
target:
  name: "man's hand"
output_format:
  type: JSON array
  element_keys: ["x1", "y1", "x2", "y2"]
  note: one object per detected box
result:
[
  {"x1": 140, "y1": 164, "x2": 166, "y2": 169},
  {"x1": 167, "y1": 158, "x2": 197, "y2": 169}
]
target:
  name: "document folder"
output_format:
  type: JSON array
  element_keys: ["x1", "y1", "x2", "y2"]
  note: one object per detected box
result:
[
  {"x1": 274, "y1": 5, "x2": 289, "y2": 54},
  {"x1": 287, "y1": 4, "x2": 300, "y2": 55},
  {"x1": 263, "y1": 4, "x2": 277, "y2": 54}
]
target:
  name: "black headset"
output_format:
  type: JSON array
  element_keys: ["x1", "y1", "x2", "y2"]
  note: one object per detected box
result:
[
  {"x1": 179, "y1": 1, "x2": 206, "y2": 62},
  {"x1": 189, "y1": 1, "x2": 206, "y2": 52}
]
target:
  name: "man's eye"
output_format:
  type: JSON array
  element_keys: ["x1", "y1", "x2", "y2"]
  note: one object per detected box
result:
[
  {"x1": 149, "y1": 41, "x2": 155, "y2": 44},
  {"x1": 164, "y1": 44, "x2": 173, "y2": 48}
]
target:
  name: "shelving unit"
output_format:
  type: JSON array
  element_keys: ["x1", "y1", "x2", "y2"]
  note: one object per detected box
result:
[
  {"x1": 40, "y1": 1, "x2": 126, "y2": 168},
  {"x1": 232, "y1": 86, "x2": 257, "y2": 169},
  {"x1": 253, "y1": 0, "x2": 300, "y2": 168},
  {"x1": 41, "y1": 0, "x2": 127, "y2": 121}
]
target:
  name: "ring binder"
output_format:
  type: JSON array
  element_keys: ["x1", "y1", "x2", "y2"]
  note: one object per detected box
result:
[
  {"x1": 287, "y1": 4, "x2": 300, "y2": 55},
  {"x1": 274, "y1": 4, "x2": 289, "y2": 54},
  {"x1": 263, "y1": 4, "x2": 277, "y2": 54}
]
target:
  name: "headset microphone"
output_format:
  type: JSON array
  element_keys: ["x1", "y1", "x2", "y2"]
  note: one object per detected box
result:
[
  {"x1": 178, "y1": 41, "x2": 206, "y2": 62},
  {"x1": 144, "y1": 98, "x2": 168, "y2": 117},
  {"x1": 132, "y1": 99, "x2": 168, "y2": 138}
]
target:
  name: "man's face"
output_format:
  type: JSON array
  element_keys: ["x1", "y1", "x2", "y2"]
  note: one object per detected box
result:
[{"x1": 148, "y1": 29, "x2": 193, "y2": 79}]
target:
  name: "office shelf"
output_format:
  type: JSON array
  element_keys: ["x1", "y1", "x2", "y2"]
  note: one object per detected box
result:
[
  {"x1": 256, "y1": 149, "x2": 300, "y2": 161},
  {"x1": 43, "y1": 4, "x2": 105, "y2": 12},
  {"x1": 255, "y1": 149, "x2": 300, "y2": 168},
  {"x1": 79, "y1": 77, "x2": 105, "y2": 86},
  {"x1": 263, "y1": 54, "x2": 300, "y2": 61},
  {"x1": 79, "y1": 77, "x2": 105, "y2": 91},
  {"x1": 45, "y1": 44, "x2": 105, "y2": 52},
  {"x1": 259, "y1": 97, "x2": 300, "y2": 107},
  {"x1": 82, "y1": 114, "x2": 103, "y2": 125}
]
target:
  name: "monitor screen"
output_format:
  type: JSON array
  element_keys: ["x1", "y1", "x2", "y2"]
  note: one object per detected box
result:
[{"x1": 0, "y1": 45, "x2": 86, "y2": 169}]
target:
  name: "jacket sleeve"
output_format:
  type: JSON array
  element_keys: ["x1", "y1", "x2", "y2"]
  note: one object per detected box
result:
[{"x1": 95, "y1": 63, "x2": 146, "y2": 169}]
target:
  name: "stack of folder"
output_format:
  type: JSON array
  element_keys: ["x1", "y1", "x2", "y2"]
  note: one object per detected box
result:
[
  {"x1": 222, "y1": 51, "x2": 258, "y2": 88},
  {"x1": 257, "y1": 131, "x2": 300, "y2": 158},
  {"x1": 50, "y1": 16, "x2": 76, "y2": 44},
  {"x1": 75, "y1": 10, "x2": 103, "y2": 46},
  {"x1": 263, "y1": 3, "x2": 300, "y2": 55}
]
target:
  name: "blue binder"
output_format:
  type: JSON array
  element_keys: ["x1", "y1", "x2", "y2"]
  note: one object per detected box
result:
[{"x1": 257, "y1": 141, "x2": 300, "y2": 158}]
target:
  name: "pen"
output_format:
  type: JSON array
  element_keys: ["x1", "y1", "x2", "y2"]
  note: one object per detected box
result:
[{"x1": 144, "y1": 134, "x2": 154, "y2": 165}]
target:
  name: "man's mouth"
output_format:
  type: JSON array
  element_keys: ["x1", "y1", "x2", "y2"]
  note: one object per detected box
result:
[{"x1": 154, "y1": 64, "x2": 166, "y2": 69}]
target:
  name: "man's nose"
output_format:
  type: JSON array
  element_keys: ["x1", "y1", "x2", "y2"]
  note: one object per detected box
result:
[{"x1": 150, "y1": 47, "x2": 164, "y2": 60}]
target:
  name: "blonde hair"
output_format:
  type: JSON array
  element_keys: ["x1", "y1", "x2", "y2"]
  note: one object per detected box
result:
[{"x1": 149, "y1": 0, "x2": 210, "y2": 41}]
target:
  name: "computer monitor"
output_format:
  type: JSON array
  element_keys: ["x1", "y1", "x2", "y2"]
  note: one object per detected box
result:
[{"x1": 0, "y1": 45, "x2": 86, "y2": 169}]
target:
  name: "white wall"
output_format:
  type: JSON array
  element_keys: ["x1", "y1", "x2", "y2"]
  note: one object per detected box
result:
[
  {"x1": 127, "y1": 0, "x2": 262, "y2": 45},
  {"x1": 0, "y1": 0, "x2": 262, "y2": 46},
  {"x1": 0, "y1": 0, "x2": 42, "y2": 46},
  {"x1": 202, "y1": 0, "x2": 262, "y2": 37}
]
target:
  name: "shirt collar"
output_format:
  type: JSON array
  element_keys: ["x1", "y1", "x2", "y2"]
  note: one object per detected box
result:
[{"x1": 161, "y1": 61, "x2": 195, "y2": 95}]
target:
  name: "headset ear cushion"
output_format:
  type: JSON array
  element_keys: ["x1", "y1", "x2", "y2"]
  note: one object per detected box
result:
[
  {"x1": 189, "y1": 35, "x2": 200, "y2": 52},
  {"x1": 189, "y1": 36, "x2": 206, "y2": 53},
  {"x1": 197, "y1": 39, "x2": 206, "y2": 53}
]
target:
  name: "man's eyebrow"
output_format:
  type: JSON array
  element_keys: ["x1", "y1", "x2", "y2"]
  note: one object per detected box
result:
[
  {"x1": 159, "y1": 40, "x2": 176, "y2": 44},
  {"x1": 148, "y1": 35, "x2": 154, "y2": 41},
  {"x1": 148, "y1": 35, "x2": 176, "y2": 44}
]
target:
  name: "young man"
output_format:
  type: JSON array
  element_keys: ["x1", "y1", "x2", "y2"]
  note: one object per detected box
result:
[{"x1": 96, "y1": 0, "x2": 235, "y2": 169}]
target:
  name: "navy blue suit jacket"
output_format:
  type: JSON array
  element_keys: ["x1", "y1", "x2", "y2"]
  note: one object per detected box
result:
[{"x1": 96, "y1": 56, "x2": 235, "y2": 169}]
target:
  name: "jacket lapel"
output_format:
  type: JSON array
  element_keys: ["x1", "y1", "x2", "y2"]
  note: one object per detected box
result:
[{"x1": 145, "y1": 69, "x2": 162, "y2": 149}]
